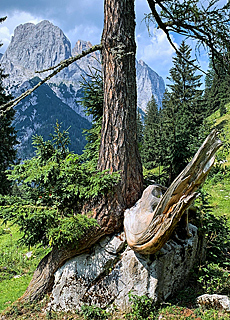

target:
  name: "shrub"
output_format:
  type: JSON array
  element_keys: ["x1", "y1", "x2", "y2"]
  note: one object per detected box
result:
[
  {"x1": 0, "y1": 123, "x2": 119, "y2": 249},
  {"x1": 125, "y1": 292, "x2": 157, "y2": 320},
  {"x1": 80, "y1": 304, "x2": 110, "y2": 320}
]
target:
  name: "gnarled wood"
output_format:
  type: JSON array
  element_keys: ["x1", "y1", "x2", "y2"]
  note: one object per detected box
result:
[{"x1": 124, "y1": 130, "x2": 222, "y2": 254}]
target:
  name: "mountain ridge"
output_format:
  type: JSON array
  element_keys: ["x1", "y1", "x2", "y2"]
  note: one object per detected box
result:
[{"x1": 0, "y1": 20, "x2": 165, "y2": 159}]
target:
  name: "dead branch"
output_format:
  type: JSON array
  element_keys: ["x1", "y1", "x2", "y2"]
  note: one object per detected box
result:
[{"x1": 124, "y1": 129, "x2": 222, "y2": 254}]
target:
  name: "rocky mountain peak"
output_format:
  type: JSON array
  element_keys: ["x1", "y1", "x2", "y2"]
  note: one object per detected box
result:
[
  {"x1": 136, "y1": 59, "x2": 165, "y2": 109},
  {"x1": 0, "y1": 19, "x2": 165, "y2": 159},
  {"x1": 72, "y1": 40, "x2": 93, "y2": 56},
  {"x1": 2, "y1": 20, "x2": 71, "y2": 72},
  {"x1": 138, "y1": 59, "x2": 145, "y2": 67}
]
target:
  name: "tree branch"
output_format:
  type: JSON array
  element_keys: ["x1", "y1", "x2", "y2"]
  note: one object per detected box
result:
[
  {"x1": 146, "y1": 0, "x2": 207, "y2": 75},
  {"x1": 0, "y1": 44, "x2": 102, "y2": 114},
  {"x1": 147, "y1": 0, "x2": 230, "y2": 74},
  {"x1": 124, "y1": 129, "x2": 222, "y2": 254}
]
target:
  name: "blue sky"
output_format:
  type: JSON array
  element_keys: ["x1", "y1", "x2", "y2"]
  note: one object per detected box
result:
[{"x1": 0, "y1": 0, "x2": 211, "y2": 85}]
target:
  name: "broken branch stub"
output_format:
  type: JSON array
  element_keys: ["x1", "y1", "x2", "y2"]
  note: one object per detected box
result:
[{"x1": 124, "y1": 130, "x2": 222, "y2": 255}]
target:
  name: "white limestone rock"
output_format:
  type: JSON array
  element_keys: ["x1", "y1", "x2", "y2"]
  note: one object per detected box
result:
[
  {"x1": 48, "y1": 224, "x2": 198, "y2": 312},
  {"x1": 136, "y1": 59, "x2": 165, "y2": 112},
  {"x1": 197, "y1": 294, "x2": 230, "y2": 312}
]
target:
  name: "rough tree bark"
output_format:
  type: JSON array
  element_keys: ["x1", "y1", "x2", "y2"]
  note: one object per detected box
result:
[
  {"x1": 92, "y1": 0, "x2": 143, "y2": 232},
  {"x1": 20, "y1": 0, "x2": 143, "y2": 302}
]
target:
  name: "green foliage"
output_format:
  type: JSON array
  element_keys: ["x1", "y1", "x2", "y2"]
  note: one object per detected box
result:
[
  {"x1": 0, "y1": 41, "x2": 18, "y2": 195},
  {"x1": 0, "y1": 122, "x2": 119, "y2": 248},
  {"x1": 158, "y1": 304, "x2": 230, "y2": 320},
  {"x1": 125, "y1": 292, "x2": 157, "y2": 320},
  {"x1": 0, "y1": 222, "x2": 49, "y2": 312},
  {"x1": 48, "y1": 215, "x2": 98, "y2": 248},
  {"x1": 79, "y1": 68, "x2": 103, "y2": 165},
  {"x1": 147, "y1": 0, "x2": 230, "y2": 75},
  {"x1": 161, "y1": 41, "x2": 205, "y2": 184},
  {"x1": 80, "y1": 304, "x2": 110, "y2": 320},
  {"x1": 204, "y1": 59, "x2": 230, "y2": 116},
  {"x1": 195, "y1": 190, "x2": 230, "y2": 266},
  {"x1": 198, "y1": 263, "x2": 230, "y2": 295},
  {"x1": 142, "y1": 41, "x2": 206, "y2": 186},
  {"x1": 194, "y1": 190, "x2": 230, "y2": 297},
  {"x1": 141, "y1": 96, "x2": 163, "y2": 171},
  {"x1": 0, "y1": 237, "x2": 47, "y2": 282},
  {"x1": 168, "y1": 188, "x2": 230, "y2": 307}
]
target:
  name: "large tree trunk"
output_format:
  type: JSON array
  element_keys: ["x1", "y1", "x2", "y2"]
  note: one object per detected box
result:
[
  {"x1": 20, "y1": 0, "x2": 143, "y2": 302},
  {"x1": 95, "y1": 0, "x2": 143, "y2": 231}
]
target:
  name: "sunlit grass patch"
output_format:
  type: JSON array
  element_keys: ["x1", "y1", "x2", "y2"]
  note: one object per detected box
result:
[
  {"x1": 0, "y1": 275, "x2": 32, "y2": 312},
  {"x1": 158, "y1": 304, "x2": 230, "y2": 320},
  {"x1": 0, "y1": 220, "x2": 50, "y2": 312}
]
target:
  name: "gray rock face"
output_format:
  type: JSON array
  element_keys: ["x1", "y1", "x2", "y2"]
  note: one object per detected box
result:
[
  {"x1": 2, "y1": 20, "x2": 71, "y2": 71},
  {"x1": 136, "y1": 59, "x2": 165, "y2": 111},
  {"x1": 48, "y1": 224, "x2": 198, "y2": 312},
  {"x1": 0, "y1": 20, "x2": 165, "y2": 158},
  {"x1": 1, "y1": 20, "x2": 165, "y2": 114},
  {"x1": 197, "y1": 294, "x2": 230, "y2": 312}
]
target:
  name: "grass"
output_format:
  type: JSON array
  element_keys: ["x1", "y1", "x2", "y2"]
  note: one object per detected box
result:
[
  {"x1": 157, "y1": 304, "x2": 230, "y2": 320},
  {"x1": 1, "y1": 104, "x2": 230, "y2": 319},
  {"x1": 1, "y1": 298, "x2": 230, "y2": 320},
  {"x1": 0, "y1": 221, "x2": 50, "y2": 312},
  {"x1": 0, "y1": 275, "x2": 32, "y2": 310},
  {"x1": 203, "y1": 180, "x2": 230, "y2": 223},
  {"x1": 202, "y1": 102, "x2": 230, "y2": 223}
]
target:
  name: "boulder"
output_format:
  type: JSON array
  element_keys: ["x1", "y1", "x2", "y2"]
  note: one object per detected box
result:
[
  {"x1": 197, "y1": 294, "x2": 230, "y2": 312},
  {"x1": 48, "y1": 223, "x2": 198, "y2": 312}
]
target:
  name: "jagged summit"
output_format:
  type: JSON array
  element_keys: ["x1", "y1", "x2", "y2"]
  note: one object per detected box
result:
[
  {"x1": 136, "y1": 59, "x2": 165, "y2": 109},
  {"x1": 2, "y1": 20, "x2": 71, "y2": 71},
  {"x1": 72, "y1": 40, "x2": 93, "y2": 56},
  {"x1": 1, "y1": 20, "x2": 165, "y2": 112},
  {"x1": 0, "y1": 20, "x2": 165, "y2": 158}
]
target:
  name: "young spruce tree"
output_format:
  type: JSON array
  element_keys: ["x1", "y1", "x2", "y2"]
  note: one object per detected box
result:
[
  {"x1": 142, "y1": 96, "x2": 162, "y2": 171},
  {"x1": 161, "y1": 41, "x2": 204, "y2": 185},
  {"x1": 204, "y1": 59, "x2": 230, "y2": 117}
]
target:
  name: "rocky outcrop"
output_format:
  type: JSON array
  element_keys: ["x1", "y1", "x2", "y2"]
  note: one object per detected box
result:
[
  {"x1": 197, "y1": 294, "x2": 230, "y2": 312},
  {"x1": 2, "y1": 20, "x2": 71, "y2": 72},
  {"x1": 48, "y1": 224, "x2": 198, "y2": 312},
  {"x1": 136, "y1": 59, "x2": 165, "y2": 111}
]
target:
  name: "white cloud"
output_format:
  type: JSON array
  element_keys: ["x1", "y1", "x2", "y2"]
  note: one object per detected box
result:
[
  {"x1": 66, "y1": 24, "x2": 102, "y2": 47},
  {"x1": 0, "y1": 26, "x2": 11, "y2": 49},
  {"x1": 136, "y1": 29, "x2": 178, "y2": 82}
]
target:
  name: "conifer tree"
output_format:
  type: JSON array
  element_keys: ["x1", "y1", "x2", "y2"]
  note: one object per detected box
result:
[
  {"x1": 204, "y1": 60, "x2": 230, "y2": 117},
  {"x1": 0, "y1": 34, "x2": 18, "y2": 195},
  {"x1": 80, "y1": 70, "x2": 103, "y2": 166},
  {"x1": 142, "y1": 96, "x2": 162, "y2": 171},
  {"x1": 161, "y1": 41, "x2": 204, "y2": 185},
  {"x1": 136, "y1": 109, "x2": 144, "y2": 150}
]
